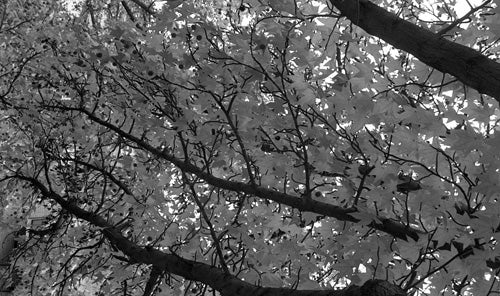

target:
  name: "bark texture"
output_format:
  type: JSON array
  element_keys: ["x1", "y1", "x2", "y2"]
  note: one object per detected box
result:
[
  {"x1": 330, "y1": 0, "x2": 500, "y2": 101},
  {"x1": 18, "y1": 176, "x2": 408, "y2": 296}
]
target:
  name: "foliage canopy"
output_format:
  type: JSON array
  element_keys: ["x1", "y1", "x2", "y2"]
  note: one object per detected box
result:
[{"x1": 0, "y1": 0, "x2": 500, "y2": 295}]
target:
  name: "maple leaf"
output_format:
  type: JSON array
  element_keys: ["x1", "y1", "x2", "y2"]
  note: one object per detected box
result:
[{"x1": 1, "y1": 0, "x2": 500, "y2": 295}]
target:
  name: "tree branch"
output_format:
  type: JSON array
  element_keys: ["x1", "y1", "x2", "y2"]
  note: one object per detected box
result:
[
  {"x1": 80, "y1": 108, "x2": 423, "y2": 241},
  {"x1": 437, "y1": 0, "x2": 492, "y2": 35},
  {"x1": 15, "y1": 174, "x2": 406, "y2": 296},
  {"x1": 121, "y1": 0, "x2": 137, "y2": 22},
  {"x1": 142, "y1": 266, "x2": 162, "y2": 296},
  {"x1": 128, "y1": 0, "x2": 155, "y2": 15},
  {"x1": 330, "y1": 0, "x2": 500, "y2": 101}
]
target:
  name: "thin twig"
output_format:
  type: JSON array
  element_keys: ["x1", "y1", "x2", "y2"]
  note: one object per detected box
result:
[
  {"x1": 121, "y1": 1, "x2": 136, "y2": 22},
  {"x1": 438, "y1": 0, "x2": 492, "y2": 35},
  {"x1": 128, "y1": 0, "x2": 156, "y2": 15}
]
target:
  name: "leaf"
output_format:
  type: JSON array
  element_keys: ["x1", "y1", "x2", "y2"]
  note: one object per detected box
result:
[
  {"x1": 2, "y1": 0, "x2": 500, "y2": 295},
  {"x1": 269, "y1": 0, "x2": 296, "y2": 15}
]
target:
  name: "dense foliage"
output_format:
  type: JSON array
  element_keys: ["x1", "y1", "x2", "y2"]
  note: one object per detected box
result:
[{"x1": 0, "y1": 0, "x2": 499, "y2": 295}]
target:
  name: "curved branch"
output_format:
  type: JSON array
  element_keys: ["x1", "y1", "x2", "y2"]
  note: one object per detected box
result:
[
  {"x1": 15, "y1": 175, "x2": 406, "y2": 296},
  {"x1": 330, "y1": 0, "x2": 500, "y2": 101},
  {"x1": 437, "y1": 0, "x2": 492, "y2": 35},
  {"x1": 80, "y1": 108, "x2": 423, "y2": 241}
]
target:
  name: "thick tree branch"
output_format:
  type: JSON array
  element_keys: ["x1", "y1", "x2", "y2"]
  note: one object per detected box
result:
[
  {"x1": 330, "y1": 0, "x2": 500, "y2": 101},
  {"x1": 80, "y1": 108, "x2": 423, "y2": 241},
  {"x1": 143, "y1": 266, "x2": 162, "y2": 296},
  {"x1": 15, "y1": 175, "x2": 406, "y2": 296}
]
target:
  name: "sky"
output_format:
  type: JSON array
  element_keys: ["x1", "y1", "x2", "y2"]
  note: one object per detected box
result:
[{"x1": 62, "y1": 0, "x2": 486, "y2": 17}]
